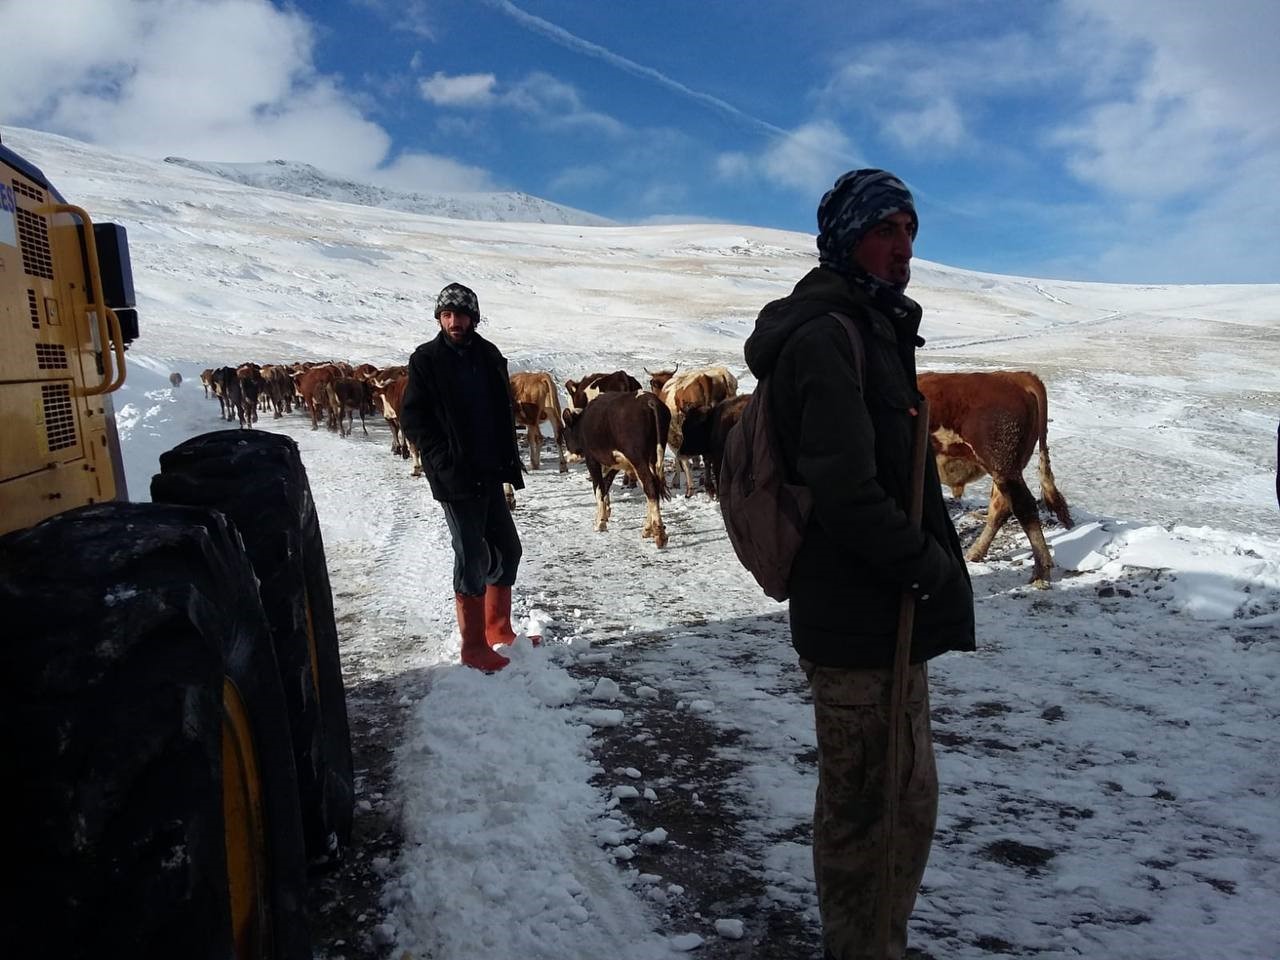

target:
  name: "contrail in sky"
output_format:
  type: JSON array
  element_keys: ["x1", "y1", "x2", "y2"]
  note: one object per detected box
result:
[{"x1": 481, "y1": 0, "x2": 791, "y2": 141}]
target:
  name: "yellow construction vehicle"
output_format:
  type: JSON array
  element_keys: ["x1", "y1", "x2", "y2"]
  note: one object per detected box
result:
[{"x1": 0, "y1": 134, "x2": 351, "y2": 958}]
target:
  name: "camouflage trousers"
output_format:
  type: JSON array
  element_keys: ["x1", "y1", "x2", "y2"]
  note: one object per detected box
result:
[{"x1": 801, "y1": 660, "x2": 938, "y2": 960}]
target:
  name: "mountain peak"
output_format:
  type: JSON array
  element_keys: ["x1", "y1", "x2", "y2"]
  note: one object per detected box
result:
[{"x1": 161, "y1": 155, "x2": 613, "y2": 227}]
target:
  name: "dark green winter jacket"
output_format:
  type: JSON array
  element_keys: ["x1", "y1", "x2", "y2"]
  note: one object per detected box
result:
[
  {"x1": 400, "y1": 331, "x2": 525, "y2": 502},
  {"x1": 744, "y1": 265, "x2": 975, "y2": 668}
]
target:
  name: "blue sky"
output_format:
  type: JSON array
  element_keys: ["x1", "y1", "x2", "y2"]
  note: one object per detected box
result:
[{"x1": 2, "y1": 0, "x2": 1277, "y2": 284}]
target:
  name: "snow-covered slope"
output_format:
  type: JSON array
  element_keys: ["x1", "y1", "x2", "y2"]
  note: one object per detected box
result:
[{"x1": 162, "y1": 155, "x2": 614, "y2": 226}]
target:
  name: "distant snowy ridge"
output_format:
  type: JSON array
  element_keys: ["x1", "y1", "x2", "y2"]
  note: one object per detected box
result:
[{"x1": 162, "y1": 156, "x2": 614, "y2": 227}]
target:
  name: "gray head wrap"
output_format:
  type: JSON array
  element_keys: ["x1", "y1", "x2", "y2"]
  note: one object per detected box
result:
[
  {"x1": 434, "y1": 282, "x2": 480, "y2": 322},
  {"x1": 816, "y1": 168, "x2": 918, "y2": 271}
]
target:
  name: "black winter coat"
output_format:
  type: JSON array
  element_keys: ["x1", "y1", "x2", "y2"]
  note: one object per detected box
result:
[
  {"x1": 743, "y1": 266, "x2": 975, "y2": 668},
  {"x1": 400, "y1": 331, "x2": 525, "y2": 502}
]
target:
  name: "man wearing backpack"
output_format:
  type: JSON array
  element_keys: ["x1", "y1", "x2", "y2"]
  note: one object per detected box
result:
[{"x1": 742, "y1": 170, "x2": 975, "y2": 959}]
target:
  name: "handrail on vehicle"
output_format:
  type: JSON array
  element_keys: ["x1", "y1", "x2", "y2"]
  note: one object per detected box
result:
[{"x1": 38, "y1": 202, "x2": 128, "y2": 396}]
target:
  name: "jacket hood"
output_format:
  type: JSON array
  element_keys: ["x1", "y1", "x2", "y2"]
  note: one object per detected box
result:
[{"x1": 744, "y1": 266, "x2": 922, "y2": 379}]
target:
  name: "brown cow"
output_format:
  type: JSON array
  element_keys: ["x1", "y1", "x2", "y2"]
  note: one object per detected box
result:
[
  {"x1": 918, "y1": 370, "x2": 1073, "y2": 585},
  {"x1": 510, "y1": 371, "x2": 568, "y2": 472},
  {"x1": 292, "y1": 364, "x2": 341, "y2": 431},
  {"x1": 563, "y1": 370, "x2": 642, "y2": 411},
  {"x1": 561, "y1": 391, "x2": 672, "y2": 547},
  {"x1": 651, "y1": 365, "x2": 739, "y2": 495}
]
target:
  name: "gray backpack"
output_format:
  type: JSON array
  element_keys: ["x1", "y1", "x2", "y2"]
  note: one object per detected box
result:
[{"x1": 719, "y1": 312, "x2": 865, "y2": 601}]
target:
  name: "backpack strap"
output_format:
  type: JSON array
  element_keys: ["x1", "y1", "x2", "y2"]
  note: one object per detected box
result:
[{"x1": 828, "y1": 311, "x2": 867, "y2": 392}]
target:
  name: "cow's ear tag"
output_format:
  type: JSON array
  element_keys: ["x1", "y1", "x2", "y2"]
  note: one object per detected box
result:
[{"x1": 908, "y1": 406, "x2": 919, "y2": 417}]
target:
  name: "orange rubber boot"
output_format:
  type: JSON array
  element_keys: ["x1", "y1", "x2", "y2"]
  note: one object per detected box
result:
[
  {"x1": 457, "y1": 593, "x2": 509, "y2": 672},
  {"x1": 484, "y1": 584, "x2": 519, "y2": 647}
]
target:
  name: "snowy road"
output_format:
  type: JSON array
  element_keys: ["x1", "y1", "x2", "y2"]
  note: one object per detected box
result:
[{"x1": 193, "y1": 395, "x2": 1280, "y2": 960}]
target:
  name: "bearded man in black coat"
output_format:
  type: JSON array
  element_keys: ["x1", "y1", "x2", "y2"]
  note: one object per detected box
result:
[
  {"x1": 743, "y1": 171, "x2": 976, "y2": 959},
  {"x1": 400, "y1": 282, "x2": 526, "y2": 673}
]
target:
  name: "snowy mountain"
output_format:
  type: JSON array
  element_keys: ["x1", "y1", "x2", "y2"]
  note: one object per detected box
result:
[
  {"x1": 5, "y1": 125, "x2": 1280, "y2": 960},
  {"x1": 162, "y1": 154, "x2": 614, "y2": 226}
]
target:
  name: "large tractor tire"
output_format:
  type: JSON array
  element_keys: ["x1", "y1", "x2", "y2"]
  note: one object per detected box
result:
[
  {"x1": 0, "y1": 501, "x2": 311, "y2": 959},
  {"x1": 152, "y1": 430, "x2": 354, "y2": 860}
]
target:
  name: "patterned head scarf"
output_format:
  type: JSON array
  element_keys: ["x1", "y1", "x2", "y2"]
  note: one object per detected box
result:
[
  {"x1": 816, "y1": 168, "x2": 918, "y2": 272},
  {"x1": 434, "y1": 282, "x2": 480, "y2": 322}
]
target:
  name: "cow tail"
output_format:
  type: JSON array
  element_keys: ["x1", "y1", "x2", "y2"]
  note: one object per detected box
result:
[
  {"x1": 544, "y1": 373, "x2": 565, "y2": 442},
  {"x1": 1031, "y1": 374, "x2": 1074, "y2": 529},
  {"x1": 651, "y1": 403, "x2": 671, "y2": 501}
]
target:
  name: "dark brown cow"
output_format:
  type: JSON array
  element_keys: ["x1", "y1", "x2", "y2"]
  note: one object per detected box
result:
[
  {"x1": 563, "y1": 370, "x2": 642, "y2": 411},
  {"x1": 210, "y1": 366, "x2": 240, "y2": 422},
  {"x1": 328, "y1": 377, "x2": 371, "y2": 437},
  {"x1": 678, "y1": 393, "x2": 750, "y2": 498},
  {"x1": 918, "y1": 370, "x2": 1073, "y2": 585},
  {"x1": 510, "y1": 371, "x2": 568, "y2": 472},
  {"x1": 561, "y1": 391, "x2": 672, "y2": 547},
  {"x1": 258, "y1": 364, "x2": 294, "y2": 418}
]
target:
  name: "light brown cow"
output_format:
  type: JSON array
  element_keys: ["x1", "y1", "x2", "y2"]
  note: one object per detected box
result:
[
  {"x1": 510, "y1": 371, "x2": 568, "y2": 473},
  {"x1": 918, "y1": 370, "x2": 1073, "y2": 585},
  {"x1": 649, "y1": 365, "x2": 738, "y2": 495},
  {"x1": 371, "y1": 373, "x2": 422, "y2": 476}
]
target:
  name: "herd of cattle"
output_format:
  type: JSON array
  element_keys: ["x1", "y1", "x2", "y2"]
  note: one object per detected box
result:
[{"x1": 198, "y1": 360, "x2": 1074, "y2": 582}]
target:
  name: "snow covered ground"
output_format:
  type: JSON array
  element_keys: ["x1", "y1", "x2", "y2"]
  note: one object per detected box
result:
[{"x1": 8, "y1": 127, "x2": 1280, "y2": 959}]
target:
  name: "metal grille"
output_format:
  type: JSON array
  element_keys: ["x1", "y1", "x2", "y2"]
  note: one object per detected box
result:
[
  {"x1": 41, "y1": 383, "x2": 76, "y2": 451},
  {"x1": 11, "y1": 178, "x2": 44, "y2": 202},
  {"x1": 16, "y1": 208, "x2": 53, "y2": 279},
  {"x1": 28, "y1": 289, "x2": 39, "y2": 328},
  {"x1": 35, "y1": 343, "x2": 68, "y2": 369}
]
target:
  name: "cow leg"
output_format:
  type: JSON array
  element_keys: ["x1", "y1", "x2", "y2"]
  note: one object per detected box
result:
[
  {"x1": 528, "y1": 423, "x2": 541, "y2": 470},
  {"x1": 678, "y1": 454, "x2": 696, "y2": 497},
  {"x1": 966, "y1": 482, "x2": 1012, "y2": 564},
  {"x1": 591, "y1": 466, "x2": 616, "y2": 531},
  {"x1": 1002, "y1": 477, "x2": 1054, "y2": 585},
  {"x1": 969, "y1": 479, "x2": 1053, "y2": 585},
  {"x1": 634, "y1": 460, "x2": 668, "y2": 548},
  {"x1": 556, "y1": 435, "x2": 569, "y2": 473},
  {"x1": 504, "y1": 483, "x2": 517, "y2": 510},
  {"x1": 410, "y1": 442, "x2": 423, "y2": 477}
]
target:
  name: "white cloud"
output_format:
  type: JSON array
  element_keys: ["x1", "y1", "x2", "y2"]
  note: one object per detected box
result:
[
  {"x1": 821, "y1": 32, "x2": 1057, "y2": 153},
  {"x1": 372, "y1": 151, "x2": 499, "y2": 193},
  {"x1": 0, "y1": 0, "x2": 492, "y2": 194},
  {"x1": 716, "y1": 122, "x2": 859, "y2": 195},
  {"x1": 1052, "y1": 0, "x2": 1279, "y2": 198},
  {"x1": 353, "y1": 0, "x2": 436, "y2": 40},
  {"x1": 502, "y1": 73, "x2": 627, "y2": 138},
  {"x1": 419, "y1": 72, "x2": 497, "y2": 107},
  {"x1": 883, "y1": 99, "x2": 965, "y2": 152}
]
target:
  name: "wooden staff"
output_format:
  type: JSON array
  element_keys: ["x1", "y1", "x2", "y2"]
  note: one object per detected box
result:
[{"x1": 878, "y1": 396, "x2": 932, "y2": 958}]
